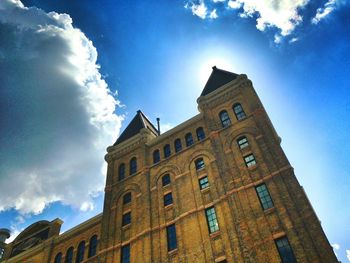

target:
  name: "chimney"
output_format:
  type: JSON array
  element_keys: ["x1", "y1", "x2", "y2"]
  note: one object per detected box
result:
[{"x1": 156, "y1": 118, "x2": 160, "y2": 135}]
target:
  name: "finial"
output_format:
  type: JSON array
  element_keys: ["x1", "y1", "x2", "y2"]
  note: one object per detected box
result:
[{"x1": 212, "y1": 66, "x2": 217, "y2": 70}]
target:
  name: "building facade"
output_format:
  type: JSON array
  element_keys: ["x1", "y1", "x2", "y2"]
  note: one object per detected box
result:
[{"x1": 1, "y1": 67, "x2": 338, "y2": 263}]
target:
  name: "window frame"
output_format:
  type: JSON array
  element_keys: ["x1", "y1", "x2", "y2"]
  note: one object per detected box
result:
[
  {"x1": 233, "y1": 103, "x2": 246, "y2": 120},
  {"x1": 275, "y1": 236, "x2": 297, "y2": 263},
  {"x1": 121, "y1": 244, "x2": 130, "y2": 263},
  {"x1": 185, "y1": 133, "x2": 194, "y2": 147},
  {"x1": 118, "y1": 163, "x2": 125, "y2": 181},
  {"x1": 129, "y1": 157, "x2": 137, "y2": 175},
  {"x1": 205, "y1": 207, "x2": 220, "y2": 234},
  {"x1": 219, "y1": 110, "x2": 231, "y2": 128},
  {"x1": 244, "y1": 154, "x2": 257, "y2": 167},
  {"x1": 54, "y1": 252, "x2": 62, "y2": 263},
  {"x1": 166, "y1": 224, "x2": 178, "y2": 251},
  {"x1": 255, "y1": 183, "x2": 274, "y2": 210},
  {"x1": 163, "y1": 192, "x2": 173, "y2": 207},
  {"x1": 162, "y1": 174, "x2": 171, "y2": 187},
  {"x1": 123, "y1": 192, "x2": 132, "y2": 205},
  {"x1": 199, "y1": 176, "x2": 209, "y2": 190},
  {"x1": 196, "y1": 127, "x2": 205, "y2": 141},
  {"x1": 195, "y1": 158, "x2": 205, "y2": 170},
  {"x1": 237, "y1": 136, "x2": 249, "y2": 149},
  {"x1": 65, "y1": 247, "x2": 74, "y2": 263},
  {"x1": 174, "y1": 138, "x2": 182, "y2": 153},
  {"x1": 122, "y1": 212, "x2": 131, "y2": 226},
  {"x1": 163, "y1": 144, "x2": 171, "y2": 158},
  {"x1": 153, "y1": 149, "x2": 160, "y2": 164},
  {"x1": 76, "y1": 241, "x2": 85, "y2": 263},
  {"x1": 88, "y1": 235, "x2": 98, "y2": 258}
]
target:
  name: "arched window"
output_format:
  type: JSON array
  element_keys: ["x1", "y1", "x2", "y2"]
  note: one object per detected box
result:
[
  {"x1": 76, "y1": 241, "x2": 85, "y2": 263},
  {"x1": 164, "y1": 144, "x2": 171, "y2": 158},
  {"x1": 54, "y1": 253, "x2": 62, "y2": 263},
  {"x1": 118, "y1": 163, "x2": 125, "y2": 181},
  {"x1": 219, "y1": 110, "x2": 231, "y2": 127},
  {"x1": 195, "y1": 158, "x2": 205, "y2": 170},
  {"x1": 129, "y1": 157, "x2": 137, "y2": 175},
  {"x1": 196, "y1": 127, "x2": 205, "y2": 141},
  {"x1": 174, "y1": 139, "x2": 182, "y2": 153},
  {"x1": 162, "y1": 174, "x2": 171, "y2": 186},
  {"x1": 185, "y1": 133, "x2": 194, "y2": 147},
  {"x1": 123, "y1": 192, "x2": 132, "y2": 205},
  {"x1": 233, "y1": 103, "x2": 246, "y2": 120},
  {"x1": 88, "y1": 235, "x2": 98, "y2": 258},
  {"x1": 237, "y1": 136, "x2": 249, "y2": 149},
  {"x1": 65, "y1": 247, "x2": 73, "y2": 263},
  {"x1": 153, "y1": 150, "x2": 160, "y2": 164}
]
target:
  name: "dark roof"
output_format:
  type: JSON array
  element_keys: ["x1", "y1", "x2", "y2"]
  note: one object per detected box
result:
[
  {"x1": 114, "y1": 110, "x2": 159, "y2": 146},
  {"x1": 200, "y1": 66, "x2": 239, "y2": 96}
]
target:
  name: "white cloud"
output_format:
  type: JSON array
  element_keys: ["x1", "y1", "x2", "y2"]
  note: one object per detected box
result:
[
  {"x1": 0, "y1": 1, "x2": 122, "y2": 214},
  {"x1": 312, "y1": 0, "x2": 337, "y2": 24},
  {"x1": 185, "y1": 1, "x2": 208, "y2": 19},
  {"x1": 332, "y1": 243, "x2": 340, "y2": 250},
  {"x1": 209, "y1": 9, "x2": 218, "y2": 19},
  {"x1": 347, "y1": 249, "x2": 350, "y2": 262},
  {"x1": 289, "y1": 37, "x2": 299, "y2": 43},
  {"x1": 227, "y1": 0, "x2": 309, "y2": 36}
]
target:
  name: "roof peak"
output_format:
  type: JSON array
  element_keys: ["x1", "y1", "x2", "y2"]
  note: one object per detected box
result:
[
  {"x1": 200, "y1": 66, "x2": 238, "y2": 96},
  {"x1": 113, "y1": 110, "x2": 158, "y2": 146}
]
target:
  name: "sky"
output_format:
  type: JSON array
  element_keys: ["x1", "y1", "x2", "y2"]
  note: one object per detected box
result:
[{"x1": 0, "y1": 0, "x2": 349, "y2": 261}]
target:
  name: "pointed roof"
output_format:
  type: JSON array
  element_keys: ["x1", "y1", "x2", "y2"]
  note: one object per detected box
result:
[
  {"x1": 201, "y1": 66, "x2": 239, "y2": 96},
  {"x1": 114, "y1": 110, "x2": 159, "y2": 146}
]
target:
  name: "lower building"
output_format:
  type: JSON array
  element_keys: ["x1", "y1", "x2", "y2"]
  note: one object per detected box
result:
[{"x1": 1, "y1": 67, "x2": 338, "y2": 263}]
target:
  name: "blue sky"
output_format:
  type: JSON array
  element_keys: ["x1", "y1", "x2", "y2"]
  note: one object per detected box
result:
[{"x1": 0, "y1": 0, "x2": 349, "y2": 261}]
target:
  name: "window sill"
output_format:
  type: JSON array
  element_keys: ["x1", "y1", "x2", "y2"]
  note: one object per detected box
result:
[
  {"x1": 209, "y1": 231, "x2": 221, "y2": 239},
  {"x1": 168, "y1": 248, "x2": 178, "y2": 256},
  {"x1": 164, "y1": 204, "x2": 174, "y2": 210},
  {"x1": 263, "y1": 206, "x2": 275, "y2": 215},
  {"x1": 200, "y1": 187, "x2": 210, "y2": 193},
  {"x1": 247, "y1": 164, "x2": 258, "y2": 171},
  {"x1": 122, "y1": 224, "x2": 131, "y2": 230}
]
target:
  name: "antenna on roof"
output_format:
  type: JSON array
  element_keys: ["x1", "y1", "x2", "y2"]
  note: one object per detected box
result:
[{"x1": 156, "y1": 118, "x2": 160, "y2": 135}]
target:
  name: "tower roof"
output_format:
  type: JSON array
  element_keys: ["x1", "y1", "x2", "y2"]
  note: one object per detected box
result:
[
  {"x1": 114, "y1": 110, "x2": 158, "y2": 146},
  {"x1": 201, "y1": 66, "x2": 239, "y2": 96}
]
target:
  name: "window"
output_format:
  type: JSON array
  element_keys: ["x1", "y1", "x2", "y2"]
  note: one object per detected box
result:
[
  {"x1": 166, "y1": 224, "x2": 177, "y2": 251},
  {"x1": 129, "y1": 157, "x2": 137, "y2": 175},
  {"x1": 162, "y1": 174, "x2": 171, "y2": 187},
  {"x1": 163, "y1": 192, "x2": 173, "y2": 206},
  {"x1": 121, "y1": 244, "x2": 130, "y2": 263},
  {"x1": 174, "y1": 138, "x2": 182, "y2": 153},
  {"x1": 237, "y1": 136, "x2": 249, "y2": 149},
  {"x1": 54, "y1": 253, "x2": 62, "y2": 263},
  {"x1": 118, "y1": 163, "x2": 125, "y2": 181},
  {"x1": 233, "y1": 103, "x2": 246, "y2": 120},
  {"x1": 122, "y1": 212, "x2": 131, "y2": 226},
  {"x1": 76, "y1": 241, "x2": 85, "y2": 263},
  {"x1": 255, "y1": 183, "x2": 274, "y2": 210},
  {"x1": 123, "y1": 192, "x2": 131, "y2": 205},
  {"x1": 199, "y1": 176, "x2": 209, "y2": 190},
  {"x1": 195, "y1": 158, "x2": 205, "y2": 170},
  {"x1": 65, "y1": 247, "x2": 73, "y2": 263},
  {"x1": 185, "y1": 133, "x2": 194, "y2": 147},
  {"x1": 153, "y1": 149, "x2": 160, "y2": 164},
  {"x1": 196, "y1": 127, "x2": 205, "y2": 141},
  {"x1": 244, "y1": 154, "x2": 256, "y2": 167},
  {"x1": 88, "y1": 235, "x2": 98, "y2": 258},
  {"x1": 164, "y1": 144, "x2": 171, "y2": 158},
  {"x1": 275, "y1": 237, "x2": 297, "y2": 263},
  {"x1": 219, "y1": 110, "x2": 231, "y2": 127},
  {"x1": 205, "y1": 207, "x2": 219, "y2": 233}
]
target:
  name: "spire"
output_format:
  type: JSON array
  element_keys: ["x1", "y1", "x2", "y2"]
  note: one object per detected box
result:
[
  {"x1": 114, "y1": 110, "x2": 158, "y2": 145},
  {"x1": 200, "y1": 66, "x2": 239, "y2": 96}
]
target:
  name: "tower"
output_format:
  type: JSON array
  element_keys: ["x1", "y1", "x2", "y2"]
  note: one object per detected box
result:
[{"x1": 98, "y1": 67, "x2": 337, "y2": 262}]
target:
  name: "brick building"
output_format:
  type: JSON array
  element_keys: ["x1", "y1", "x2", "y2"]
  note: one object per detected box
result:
[{"x1": 1, "y1": 67, "x2": 338, "y2": 263}]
